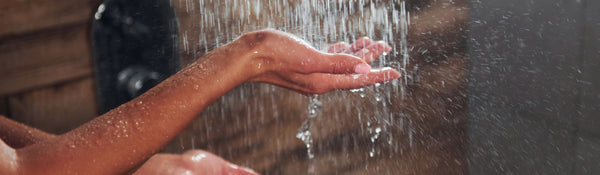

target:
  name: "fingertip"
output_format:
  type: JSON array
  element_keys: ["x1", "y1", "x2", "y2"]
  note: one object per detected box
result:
[
  {"x1": 321, "y1": 53, "x2": 367, "y2": 74},
  {"x1": 367, "y1": 41, "x2": 392, "y2": 53},
  {"x1": 354, "y1": 63, "x2": 372, "y2": 74},
  {"x1": 371, "y1": 67, "x2": 401, "y2": 80},
  {"x1": 226, "y1": 163, "x2": 259, "y2": 175},
  {"x1": 383, "y1": 67, "x2": 401, "y2": 78},
  {"x1": 377, "y1": 41, "x2": 393, "y2": 52},
  {"x1": 388, "y1": 70, "x2": 402, "y2": 80}
]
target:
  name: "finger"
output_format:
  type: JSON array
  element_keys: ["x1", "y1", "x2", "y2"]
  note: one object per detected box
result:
[
  {"x1": 347, "y1": 37, "x2": 374, "y2": 53},
  {"x1": 287, "y1": 68, "x2": 401, "y2": 94},
  {"x1": 300, "y1": 53, "x2": 371, "y2": 74},
  {"x1": 353, "y1": 41, "x2": 393, "y2": 63},
  {"x1": 182, "y1": 150, "x2": 259, "y2": 175},
  {"x1": 250, "y1": 73, "x2": 316, "y2": 96},
  {"x1": 224, "y1": 163, "x2": 260, "y2": 175},
  {"x1": 317, "y1": 67, "x2": 401, "y2": 91},
  {"x1": 326, "y1": 42, "x2": 351, "y2": 53}
]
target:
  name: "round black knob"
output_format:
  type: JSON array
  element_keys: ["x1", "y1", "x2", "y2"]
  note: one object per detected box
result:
[{"x1": 117, "y1": 67, "x2": 162, "y2": 98}]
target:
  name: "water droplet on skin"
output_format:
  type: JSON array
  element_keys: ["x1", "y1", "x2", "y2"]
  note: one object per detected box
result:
[{"x1": 190, "y1": 153, "x2": 208, "y2": 162}]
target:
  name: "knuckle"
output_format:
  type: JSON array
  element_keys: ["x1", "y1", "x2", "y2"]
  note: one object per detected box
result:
[{"x1": 240, "y1": 31, "x2": 269, "y2": 47}]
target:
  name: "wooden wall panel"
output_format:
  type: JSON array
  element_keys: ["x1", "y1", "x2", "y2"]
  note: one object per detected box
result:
[
  {"x1": 0, "y1": 0, "x2": 100, "y2": 39},
  {"x1": 8, "y1": 77, "x2": 98, "y2": 134},
  {"x1": 0, "y1": 24, "x2": 92, "y2": 96},
  {"x1": 0, "y1": 97, "x2": 8, "y2": 116},
  {"x1": 0, "y1": 0, "x2": 99, "y2": 134}
]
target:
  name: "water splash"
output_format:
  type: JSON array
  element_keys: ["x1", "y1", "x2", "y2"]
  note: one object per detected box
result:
[{"x1": 296, "y1": 95, "x2": 322, "y2": 174}]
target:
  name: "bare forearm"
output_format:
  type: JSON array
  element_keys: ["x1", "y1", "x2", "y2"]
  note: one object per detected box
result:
[
  {"x1": 0, "y1": 116, "x2": 56, "y2": 149},
  {"x1": 16, "y1": 39, "x2": 254, "y2": 174}
]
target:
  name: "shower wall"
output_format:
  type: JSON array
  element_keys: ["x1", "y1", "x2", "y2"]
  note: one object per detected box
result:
[
  {"x1": 166, "y1": 0, "x2": 470, "y2": 174},
  {"x1": 0, "y1": 0, "x2": 101, "y2": 134},
  {"x1": 468, "y1": 0, "x2": 600, "y2": 174}
]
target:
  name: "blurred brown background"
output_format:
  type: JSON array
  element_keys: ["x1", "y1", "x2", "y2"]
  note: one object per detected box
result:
[{"x1": 0, "y1": 0, "x2": 101, "y2": 133}]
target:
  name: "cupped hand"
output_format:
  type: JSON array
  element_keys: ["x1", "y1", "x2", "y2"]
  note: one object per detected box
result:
[
  {"x1": 241, "y1": 29, "x2": 401, "y2": 95},
  {"x1": 134, "y1": 150, "x2": 258, "y2": 175}
]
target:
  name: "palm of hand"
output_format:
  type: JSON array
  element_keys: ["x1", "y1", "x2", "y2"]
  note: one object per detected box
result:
[{"x1": 245, "y1": 30, "x2": 400, "y2": 95}]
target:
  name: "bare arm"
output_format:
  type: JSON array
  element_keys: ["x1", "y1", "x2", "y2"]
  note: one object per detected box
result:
[
  {"x1": 10, "y1": 30, "x2": 399, "y2": 174},
  {"x1": 0, "y1": 116, "x2": 56, "y2": 149}
]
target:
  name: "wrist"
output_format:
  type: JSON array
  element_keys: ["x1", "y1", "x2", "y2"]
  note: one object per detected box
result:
[
  {"x1": 229, "y1": 33, "x2": 270, "y2": 82},
  {"x1": 188, "y1": 36, "x2": 261, "y2": 84}
]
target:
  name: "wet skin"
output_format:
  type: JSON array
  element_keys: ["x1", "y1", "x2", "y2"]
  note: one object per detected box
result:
[{"x1": 0, "y1": 29, "x2": 399, "y2": 175}]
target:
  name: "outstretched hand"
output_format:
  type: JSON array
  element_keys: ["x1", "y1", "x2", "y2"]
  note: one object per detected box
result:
[{"x1": 240, "y1": 30, "x2": 401, "y2": 95}]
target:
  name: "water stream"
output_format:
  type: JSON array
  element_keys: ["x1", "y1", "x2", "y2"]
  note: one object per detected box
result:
[{"x1": 178, "y1": 0, "x2": 411, "y2": 173}]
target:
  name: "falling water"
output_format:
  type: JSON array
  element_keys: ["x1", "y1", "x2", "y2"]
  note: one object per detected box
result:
[
  {"x1": 295, "y1": 95, "x2": 321, "y2": 174},
  {"x1": 178, "y1": 0, "x2": 410, "y2": 173}
]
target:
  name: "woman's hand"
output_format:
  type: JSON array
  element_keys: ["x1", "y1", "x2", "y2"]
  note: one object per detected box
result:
[
  {"x1": 134, "y1": 150, "x2": 258, "y2": 175},
  {"x1": 238, "y1": 29, "x2": 400, "y2": 95}
]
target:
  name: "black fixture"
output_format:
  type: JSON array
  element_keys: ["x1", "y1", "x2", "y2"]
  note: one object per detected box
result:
[{"x1": 91, "y1": 0, "x2": 181, "y2": 114}]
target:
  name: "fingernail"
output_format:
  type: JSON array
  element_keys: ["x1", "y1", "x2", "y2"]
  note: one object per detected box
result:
[
  {"x1": 354, "y1": 63, "x2": 371, "y2": 74},
  {"x1": 376, "y1": 41, "x2": 392, "y2": 52}
]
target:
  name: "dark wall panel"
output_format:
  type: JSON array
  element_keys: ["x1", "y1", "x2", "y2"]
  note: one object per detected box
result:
[{"x1": 468, "y1": 0, "x2": 599, "y2": 174}]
